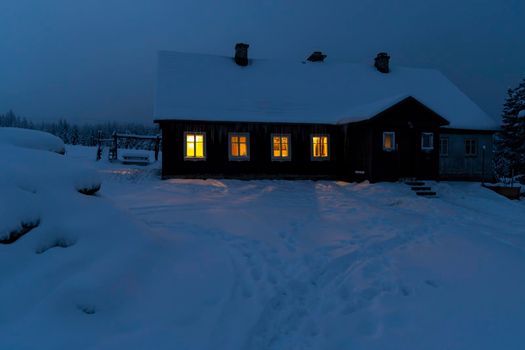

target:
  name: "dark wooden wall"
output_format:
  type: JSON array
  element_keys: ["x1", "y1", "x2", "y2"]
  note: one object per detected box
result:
[
  {"x1": 158, "y1": 120, "x2": 343, "y2": 179},
  {"x1": 345, "y1": 97, "x2": 447, "y2": 182},
  {"x1": 342, "y1": 123, "x2": 373, "y2": 182},
  {"x1": 157, "y1": 97, "x2": 449, "y2": 182}
]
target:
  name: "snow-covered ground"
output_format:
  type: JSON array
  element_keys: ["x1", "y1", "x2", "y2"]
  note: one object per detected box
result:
[{"x1": 2, "y1": 142, "x2": 525, "y2": 350}]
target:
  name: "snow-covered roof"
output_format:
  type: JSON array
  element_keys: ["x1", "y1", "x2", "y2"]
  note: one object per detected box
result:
[
  {"x1": 337, "y1": 94, "x2": 414, "y2": 124},
  {"x1": 154, "y1": 51, "x2": 499, "y2": 130}
]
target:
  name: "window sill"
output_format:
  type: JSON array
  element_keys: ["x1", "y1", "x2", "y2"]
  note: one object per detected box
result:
[
  {"x1": 229, "y1": 157, "x2": 250, "y2": 161},
  {"x1": 184, "y1": 157, "x2": 206, "y2": 161}
]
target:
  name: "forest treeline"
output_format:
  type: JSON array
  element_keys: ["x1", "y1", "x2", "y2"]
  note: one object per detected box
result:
[{"x1": 0, "y1": 110, "x2": 159, "y2": 147}]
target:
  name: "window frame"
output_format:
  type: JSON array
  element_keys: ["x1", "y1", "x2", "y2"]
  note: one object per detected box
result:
[
  {"x1": 439, "y1": 136, "x2": 449, "y2": 157},
  {"x1": 465, "y1": 138, "x2": 478, "y2": 157},
  {"x1": 183, "y1": 131, "x2": 206, "y2": 161},
  {"x1": 382, "y1": 131, "x2": 396, "y2": 152},
  {"x1": 228, "y1": 132, "x2": 250, "y2": 161},
  {"x1": 271, "y1": 133, "x2": 292, "y2": 161},
  {"x1": 310, "y1": 134, "x2": 330, "y2": 161},
  {"x1": 421, "y1": 132, "x2": 434, "y2": 151}
]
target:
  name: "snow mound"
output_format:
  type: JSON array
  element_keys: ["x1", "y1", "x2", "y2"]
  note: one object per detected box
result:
[
  {"x1": 0, "y1": 186, "x2": 40, "y2": 242},
  {"x1": 0, "y1": 127, "x2": 65, "y2": 154},
  {"x1": 0, "y1": 142, "x2": 101, "y2": 242},
  {"x1": 0, "y1": 144, "x2": 100, "y2": 194},
  {"x1": 0, "y1": 145, "x2": 160, "y2": 349}
]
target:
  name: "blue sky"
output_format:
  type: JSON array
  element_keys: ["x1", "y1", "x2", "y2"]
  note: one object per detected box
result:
[{"x1": 0, "y1": 0, "x2": 523, "y2": 124}]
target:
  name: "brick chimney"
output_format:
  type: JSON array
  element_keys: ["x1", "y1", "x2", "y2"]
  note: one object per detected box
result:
[
  {"x1": 374, "y1": 52, "x2": 390, "y2": 73},
  {"x1": 307, "y1": 51, "x2": 327, "y2": 62},
  {"x1": 234, "y1": 43, "x2": 249, "y2": 66}
]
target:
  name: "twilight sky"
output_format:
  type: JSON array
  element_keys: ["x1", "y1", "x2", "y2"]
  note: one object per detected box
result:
[{"x1": 0, "y1": 0, "x2": 523, "y2": 124}]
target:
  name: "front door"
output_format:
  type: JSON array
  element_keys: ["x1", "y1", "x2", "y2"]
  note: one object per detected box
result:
[{"x1": 398, "y1": 127, "x2": 418, "y2": 179}]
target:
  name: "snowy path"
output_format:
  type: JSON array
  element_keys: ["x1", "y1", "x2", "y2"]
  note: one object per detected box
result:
[{"x1": 95, "y1": 152, "x2": 525, "y2": 349}]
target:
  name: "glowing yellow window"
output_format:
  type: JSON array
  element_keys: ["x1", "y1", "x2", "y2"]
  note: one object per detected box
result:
[
  {"x1": 272, "y1": 134, "x2": 291, "y2": 160},
  {"x1": 312, "y1": 135, "x2": 329, "y2": 159},
  {"x1": 229, "y1": 133, "x2": 249, "y2": 160},
  {"x1": 185, "y1": 132, "x2": 205, "y2": 159},
  {"x1": 383, "y1": 132, "x2": 395, "y2": 151}
]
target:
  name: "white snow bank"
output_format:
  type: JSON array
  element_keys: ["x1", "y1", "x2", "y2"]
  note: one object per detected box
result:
[
  {"x1": 0, "y1": 144, "x2": 100, "y2": 194},
  {"x1": 0, "y1": 141, "x2": 101, "y2": 242},
  {"x1": 2, "y1": 145, "x2": 525, "y2": 350},
  {"x1": 0, "y1": 145, "x2": 167, "y2": 349},
  {"x1": 0, "y1": 186, "x2": 39, "y2": 241},
  {"x1": 0, "y1": 127, "x2": 65, "y2": 154}
]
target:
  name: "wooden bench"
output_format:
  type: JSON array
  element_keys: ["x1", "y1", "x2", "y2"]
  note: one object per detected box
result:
[{"x1": 121, "y1": 151, "x2": 150, "y2": 165}]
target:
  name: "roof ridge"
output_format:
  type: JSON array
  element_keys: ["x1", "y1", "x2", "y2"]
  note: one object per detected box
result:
[{"x1": 157, "y1": 50, "x2": 440, "y2": 72}]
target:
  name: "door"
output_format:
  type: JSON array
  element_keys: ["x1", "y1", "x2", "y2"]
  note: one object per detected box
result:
[{"x1": 397, "y1": 127, "x2": 418, "y2": 179}]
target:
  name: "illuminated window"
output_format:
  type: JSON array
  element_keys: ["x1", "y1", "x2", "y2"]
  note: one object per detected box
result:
[
  {"x1": 311, "y1": 135, "x2": 329, "y2": 160},
  {"x1": 421, "y1": 132, "x2": 434, "y2": 151},
  {"x1": 440, "y1": 137, "x2": 449, "y2": 156},
  {"x1": 465, "y1": 138, "x2": 477, "y2": 157},
  {"x1": 383, "y1": 132, "x2": 395, "y2": 151},
  {"x1": 229, "y1": 132, "x2": 250, "y2": 160},
  {"x1": 271, "y1": 134, "x2": 291, "y2": 161},
  {"x1": 184, "y1": 132, "x2": 205, "y2": 160}
]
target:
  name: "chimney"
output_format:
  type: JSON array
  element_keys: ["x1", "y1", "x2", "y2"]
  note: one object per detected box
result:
[
  {"x1": 374, "y1": 52, "x2": 390, "y2": 73},
  {"x1": 234, "y1": 43, "x2": 249, "y2": 66},
  {"x1": 307, "y1": 51, "x2": 327, "y2": 62}
]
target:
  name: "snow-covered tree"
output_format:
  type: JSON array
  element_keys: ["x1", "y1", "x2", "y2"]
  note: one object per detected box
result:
[
  {"x1": 56, "y1": 119, "x2": 71, "y2": 144},
  {"x1": 494, "y1": 79, "x2": 525, "y2": 178},
  {"x1": 0, "y1": 110, "x2": 33, "y2": 128},
  {"x1": 70, "y1": 126, "x2": 80, "y2": 145}
]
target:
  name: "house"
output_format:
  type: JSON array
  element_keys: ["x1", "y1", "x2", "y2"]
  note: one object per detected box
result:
[{"x1": 154, "y1": 44, "x2": 499, "y2": 182}]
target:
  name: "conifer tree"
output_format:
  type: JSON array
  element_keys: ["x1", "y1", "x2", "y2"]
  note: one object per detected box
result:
[{"x1": 494, "y1": 79, "x2": 525, "y2": 178}]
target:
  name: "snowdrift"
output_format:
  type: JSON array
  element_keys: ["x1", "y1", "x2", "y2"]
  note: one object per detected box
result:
[
  {"x1": 2, "y1": 143, "x2": 525, "y2": 350},
  {"x1": 0, "y1": 142, "x2": 160, "y2": 349},
  {"x1": 0, "y1": 127, "x2": 66, "y2": 154},
  {"x1": 0, "y1": 130, "x2": 100, "y2": 242}
]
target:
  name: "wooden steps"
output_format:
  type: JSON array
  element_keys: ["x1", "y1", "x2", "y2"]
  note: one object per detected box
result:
[
  {"x1": 411, "y1": 186, "x2": 431, "y2": 191},
  {"x1": 405, "y1": 180, "x2": 437, "y2": 197},
  {"x1": 416, "y1": 191, "x2": 437, "y2": 196}
]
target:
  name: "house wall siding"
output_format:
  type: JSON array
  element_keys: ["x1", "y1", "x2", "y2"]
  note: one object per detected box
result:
[
  {"x1": 359, "y1": 97, "x2": 446, "y2": 181},
  {"x1": 159, "y1": 120, "x2": 344, "y2": 179},
  {"x1": 439, "y1": 132, "x2": 495, "y2": 181},
  {"x1": 157, "y1": 99, "x2": 488, "y2": 182}
]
